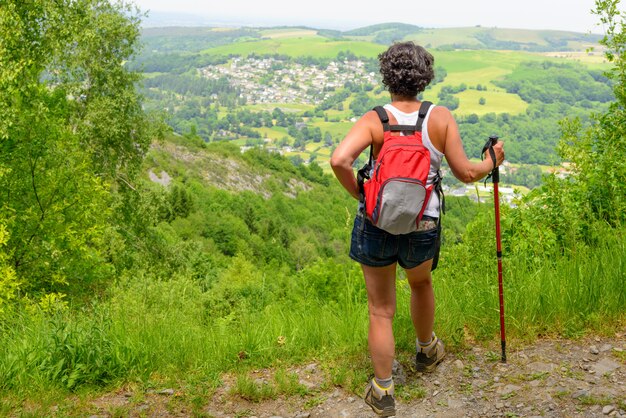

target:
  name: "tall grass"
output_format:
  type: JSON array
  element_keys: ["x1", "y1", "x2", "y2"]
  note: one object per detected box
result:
[
  {"x1": 433, "y1": 228, "x2": 625, "y2": 342},
  {"x1": 0, "y1": 230, "x2": 623, "y2": 395}
]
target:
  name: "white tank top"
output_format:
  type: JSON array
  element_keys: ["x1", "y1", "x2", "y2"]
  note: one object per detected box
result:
[{"x1": 383, "y1": 103, "x2": 443, "y2": 218}]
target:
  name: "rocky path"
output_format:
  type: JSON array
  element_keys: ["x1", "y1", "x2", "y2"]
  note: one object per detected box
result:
[{"x1": 90, "y1": 335, "x2": 625, "y2": 418}]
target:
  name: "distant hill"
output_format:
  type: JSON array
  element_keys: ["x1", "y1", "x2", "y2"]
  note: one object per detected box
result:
[
  {"x1": 343, "y1": 22, "x2": 423, "y2": 36},
  {"x1": 341, "y1": 24, "x2": 601, "y2": 51},
  {"x1": 342, "y1": 22, "x2": 423, "y2": 44},
  {"x1": 140, "y1": 23, "x2": 602, "y2": 53},
  {"x1": 397, "y1": 27, "x2": 602, "y2": 52}
]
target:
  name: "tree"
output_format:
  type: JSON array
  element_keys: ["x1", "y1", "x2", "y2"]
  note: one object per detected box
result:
[
  {"x1": 0, "y1": 1, "x2": 159, "y2": 294},
  {"x1": 324, "y1": 131, "x2": 333, "y2": 146},
  {"x1": 479, "y1": 97, "x2": 487, "y2": 105},
  {"x1": 534, "y1": 0, "x2": 626, "y2": 239},
  {"x1": 555, "y1": 0, "x2": 626, "y2": 225},
  {"x1": 0, "y1": 178, "x2": 19, "y2": 312},
  {"x1": 466, "y1": 114, "x2": 480, "y2": 124}
]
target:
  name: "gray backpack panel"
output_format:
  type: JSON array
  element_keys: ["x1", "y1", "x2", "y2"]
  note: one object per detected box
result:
[{"x1": 376, "y1": 180, "x2": 427, "y2": 235}]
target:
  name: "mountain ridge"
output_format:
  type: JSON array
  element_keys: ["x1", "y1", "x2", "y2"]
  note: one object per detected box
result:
[{"x1": 141, "y1": 23, "x2": 602, "y2": 53}]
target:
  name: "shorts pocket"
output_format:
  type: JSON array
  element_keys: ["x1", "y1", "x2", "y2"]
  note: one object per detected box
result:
[
  {"x1": 350, "y1": 216, "x2": 387, "y2": 263},
  {"x1": 405, "y1": 229, "x2": 438, "y2": 264}
]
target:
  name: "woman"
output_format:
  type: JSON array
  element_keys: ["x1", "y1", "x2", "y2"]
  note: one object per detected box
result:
[{"x1": 330, "y1": 41, "x2": 505, "y2": 417}]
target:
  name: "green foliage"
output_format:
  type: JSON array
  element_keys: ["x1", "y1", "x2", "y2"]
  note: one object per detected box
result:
[
  {"x1": 494, "y1": 61, "x2": 614, "y2": 105},
  {"x1": 0, "y1": 306, "x2": 149, "y2": 391},
  {"x1": 442, "y1": 196, "x2": 489, "y2": 244},
  {"x1": 140, "y1": 27, "x2": 261, "y2": 54},
  {"x1": 502, "y1": 165, "x2": 544, "y2": 189},
  {"x1": 457, "y1": 103, "x2": 596, "y2": 164},
  {"x1": 0, "y1": 221, "x2": 19, "y2": 313},
  {"x1": 132, "y1": 29, "x2": 610, "y2": 169},
  {"x1": 536, "y1": 0, "x2": 626, "y2": 229},
  {"x1": 0, "y1": 0, "x2": 161, "y2": 295},
  {"x1": 350, "y1": 92, "x2": 379, "y2": 116}
]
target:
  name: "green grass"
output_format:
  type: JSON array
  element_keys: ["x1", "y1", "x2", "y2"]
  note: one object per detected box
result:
[
  {"x1": 243, "y1": 103, "x2": 314, "y2": 113},
  {"x1": 230, "y1": 374, "x2": 277, "y2": 402},
  {"x1": 259, "y1": 28, "x2": 319, "y2": 39},
  {"x1": 309, "y1": 120, "x2": 353, "y2": 137},
  {"x1": 202, "y1": 36, "x2": 385, "y2": 58},
  {"x1": 432, "y1": 50, "x2": 527, "y2": 73},
  {"x1": 403, "y1": 27, "x2": 485, "y2": 48},
  {"x1": 1, "y1": 226, "x2": 624, "y2": 399},
  {"x1": 455, "y1": 89, "x2": 528, "y2": 115},
  {"x1": 252, "y1": 126, "x2": 289, "y2": 140}
]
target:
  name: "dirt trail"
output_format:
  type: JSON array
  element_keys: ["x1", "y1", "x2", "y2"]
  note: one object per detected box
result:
[{"x1": 91, "y1": 335, "x2": 625, "y2": 418}]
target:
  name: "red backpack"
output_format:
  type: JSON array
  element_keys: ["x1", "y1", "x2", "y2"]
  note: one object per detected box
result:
[{"x1": 357, "y1": 101, "x2": 441, "y2": 235}]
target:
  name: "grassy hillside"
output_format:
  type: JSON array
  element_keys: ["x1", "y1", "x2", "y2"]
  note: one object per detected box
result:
[
  {"x1": 2, "y1": 136, "x2": 624, "y2": 405},
  {"x1": 399, "y1": 27, "x2": 601, "y2": 50},
  {"x1": 143, "y1": 23, "x2": 604, "y2": 56},
  {"x1": 201, "y1": 35, "x2": 386, "y2": 58}
]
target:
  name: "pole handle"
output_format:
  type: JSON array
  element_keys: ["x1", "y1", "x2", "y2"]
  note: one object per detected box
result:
[{"x1": 482, "y1": 135, "x2": 500, "y2": 183}]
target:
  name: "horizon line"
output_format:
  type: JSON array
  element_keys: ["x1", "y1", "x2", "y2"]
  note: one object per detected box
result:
[{"x1": 140, "y1": 11, "x2": 605, "y2": 35}]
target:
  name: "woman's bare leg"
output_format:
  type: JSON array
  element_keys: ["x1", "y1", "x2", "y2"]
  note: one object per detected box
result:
[
  {"x1": 405, "y1": 259, "x2": 435, "y2": 343},
  {"x1": 362, "y1": 262, "x2": 397, "y2": 379}
]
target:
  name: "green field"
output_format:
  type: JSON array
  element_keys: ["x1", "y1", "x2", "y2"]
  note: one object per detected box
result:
[
  {"x1": 402, "y1": 27, "x2": 485, "y2": 48},
  {"x1": 309, "y1": 120, "x2": 354, "y2": 138},
  {"x1": 201, "y1": 33, "x2": 608, "y2": 120},
  {"x1": 259, "y1": 28, "x2": 319, "y2": 39},
  {"x1": 244, "y1": 103, "x2": 315, "y2": 113},
  {"x1": 453, "y1": 89, "x2": 528, "y2": 115},
  {"x1": 202, "y1": 35, "x2": 386, "y2": 58},
  {"x1": 252, "y1": 126, "x2": 289, "y2": 140}
]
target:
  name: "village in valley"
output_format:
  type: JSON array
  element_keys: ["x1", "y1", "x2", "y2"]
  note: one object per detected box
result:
[
  {"x1": 191, "y1": 52, "x2": 578, "y2": 205},
  {"x1": 200, "y1": 56, "x2": 379, "y2": 105}
]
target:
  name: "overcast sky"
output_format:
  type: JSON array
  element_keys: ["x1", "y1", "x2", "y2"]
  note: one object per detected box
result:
[{"x1": 132, "y1": 0, "x2": 617, "y2": 33}]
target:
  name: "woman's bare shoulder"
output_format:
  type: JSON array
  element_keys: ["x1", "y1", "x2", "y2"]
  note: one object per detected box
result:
[
  {"x1": 427, "y1": 105, "x2": 454, "y2": 137},
  {"x1": 429, "y1": 105, "x2": 453, "y2": 122}
]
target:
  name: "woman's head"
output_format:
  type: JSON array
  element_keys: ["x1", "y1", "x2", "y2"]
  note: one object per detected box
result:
[{"x1": 378, "y1": 42, "x2": 434, "y2": 98}]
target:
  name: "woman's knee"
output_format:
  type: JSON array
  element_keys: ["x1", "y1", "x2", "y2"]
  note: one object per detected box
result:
[
  {"x1": 407, "y1": 272, "x2": 432, "y2": 291},
  {"x1": 405, "y1": 260, "x2": 432, "y2": 286}
]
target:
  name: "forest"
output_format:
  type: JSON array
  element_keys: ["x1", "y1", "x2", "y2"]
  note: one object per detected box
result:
[{"x1": 0, "y1": 0, "x2": 624, "y2": 415}]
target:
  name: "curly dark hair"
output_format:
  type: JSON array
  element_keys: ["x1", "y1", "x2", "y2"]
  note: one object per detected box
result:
[{"x1": 378, "y1": 42, "x2": 435, "y2": 97}]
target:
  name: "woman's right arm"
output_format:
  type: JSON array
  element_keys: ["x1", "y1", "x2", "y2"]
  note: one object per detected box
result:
[
  {"x1": 434, "y1": 107, "x2": 505, "y2": 183},
  {"x1": 330, "y1": 111, "x2": 378, "y2": 200}
]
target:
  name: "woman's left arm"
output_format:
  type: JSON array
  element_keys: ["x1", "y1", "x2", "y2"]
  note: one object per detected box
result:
[{"x1": 330, "y1": 112, "x2": 377, "y2": 200}]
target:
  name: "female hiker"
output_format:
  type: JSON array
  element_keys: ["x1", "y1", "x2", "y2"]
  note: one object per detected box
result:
[{"x1": 330, "y1": 41, "x2": 505, "y2": 417}]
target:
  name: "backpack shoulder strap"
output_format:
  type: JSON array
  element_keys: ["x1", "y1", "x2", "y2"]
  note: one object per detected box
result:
[
  {"x1": 415, "y1": 101, "x2": 433, "y2": 132},
  {"x1": 375, "y1": 102, "x2": 434, "y2": 133},
  {"x1": 373, "y1": 106, "x2": 390, "y2": 132}
]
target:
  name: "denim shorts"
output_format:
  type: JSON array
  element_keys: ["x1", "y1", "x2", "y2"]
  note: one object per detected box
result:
[{"x1": 349, "y1": 213, "x2": 439, "y2": 269}]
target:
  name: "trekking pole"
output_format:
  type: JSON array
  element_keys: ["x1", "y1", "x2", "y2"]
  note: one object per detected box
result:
[{"x1": 482, "y1": 135, "x2": 506, "y2": 363}]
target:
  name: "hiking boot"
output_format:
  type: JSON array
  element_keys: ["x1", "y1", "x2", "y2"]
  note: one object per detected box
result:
[
  {"x1": 415, "y1": 334, "x2": 446, "y2": 373},
  {"x1": 364, "y1": 378, "x2": 396, "y2": 417}
]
